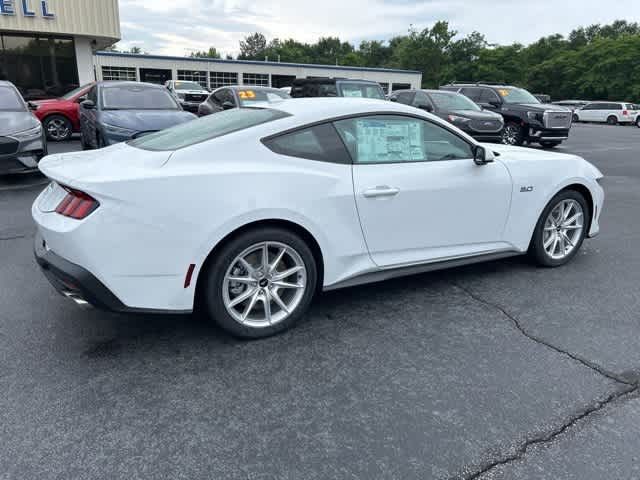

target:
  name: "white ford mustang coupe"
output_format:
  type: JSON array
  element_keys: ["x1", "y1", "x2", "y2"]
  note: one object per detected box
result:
[{"x1": 33, "y1": 98, "x2": 604, "y2": 338}]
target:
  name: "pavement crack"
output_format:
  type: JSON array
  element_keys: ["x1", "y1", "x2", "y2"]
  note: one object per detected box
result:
[
  {"x1": 450, "y1": 281, "x2": 634, "y2": 386},
  {"x1": 454, "y1": 387, "x2": 638, "y2": 480}
]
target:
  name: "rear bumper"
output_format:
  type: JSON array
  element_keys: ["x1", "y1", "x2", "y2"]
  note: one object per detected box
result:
[{"x1": 34, "y1": 231, "x2": 190, "y2": 315}]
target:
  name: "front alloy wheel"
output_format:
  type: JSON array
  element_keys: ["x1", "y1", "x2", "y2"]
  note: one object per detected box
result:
[
  {"x1": 502, "y1": 123, "x2": 524, "y2": 146},
  {"x1": 530, "y1": 190, "x2": 588, "y2": 267},
  {"x1": 202, "y1": 227, "x2": 317, "y2": 338},
  {"x1": 44, "y1": 115, "x2": 72, "y2": 142}
]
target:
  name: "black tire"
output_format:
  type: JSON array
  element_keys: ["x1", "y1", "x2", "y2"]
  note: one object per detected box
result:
[
  {"x1": 540, "y1": 141, "x2": 561, "y2": 149},
  {"x1": 529, "y1": 190, "x2": 589, "y2": 267},
  {"x1": 80, "y1": 131, "x2": 91, "y2": 150},
  {"x1": 43, "y1": 115, "x2": 73, "y2": 142},
  {"x1": 636, "y1": 117, "x2": 640, "y2": 128},
  {"x1": 201, "y1": 227, "x2": 318, "y2": 339},
  {"x1": 572, "y1": 113, "x2": 579, "y2": 123},
  {"x1": 607, "y1": 115, "x2": 618, "y2": 125},
  {"x1": 96, "y1": 132, "x2": 106, "y2": 149},
  {"x1": 502, "y1": 122, "x2": 524, "y2": 146}
]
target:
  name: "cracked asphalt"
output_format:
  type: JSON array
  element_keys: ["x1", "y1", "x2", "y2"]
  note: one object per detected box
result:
[{"x1": 0, "y1": 124, "x2": 639, "y2": 479}]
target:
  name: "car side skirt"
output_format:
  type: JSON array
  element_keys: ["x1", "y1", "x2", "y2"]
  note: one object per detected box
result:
[{"x1": 324, "y1": 250, "x2": 521, "y2": 291}]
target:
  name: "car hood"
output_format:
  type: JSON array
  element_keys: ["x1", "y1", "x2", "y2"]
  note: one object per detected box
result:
[
  {"x1": 507, "y1": 103, "x2": 571, "y2": 112},
  {"x1": 32, "y1": 98, "x2": 67, "y2": 106},
  {"x1": 100, "y1": 110, "x2": 196, "y2": 131},
  {"x1": 450, "y1": 109, "x2": 503, "y2": 120},
  {"x1": 0, "y1": 111, "x2": 40, "y2": 136}
]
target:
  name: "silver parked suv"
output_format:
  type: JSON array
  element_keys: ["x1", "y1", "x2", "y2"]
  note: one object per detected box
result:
[
  {"x1": 0, "y1": 81, "x2": 47, "y2": 175},
  {"x1": 165, "y1": 80, "x2": 210, "y2": 113}
]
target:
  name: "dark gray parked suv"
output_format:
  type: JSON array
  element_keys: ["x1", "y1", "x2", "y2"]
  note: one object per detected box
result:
[
  {"x1": 390, "y1": 89, "x2": 504, "y2": 143},
  {"x1": 0, "y1": 81, "x2": 47, "y2": 175}
]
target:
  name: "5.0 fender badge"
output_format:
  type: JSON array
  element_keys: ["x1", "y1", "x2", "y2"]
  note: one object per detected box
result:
[{"x1": 520, "y1": 186, "x2": 534, "y2": 193}]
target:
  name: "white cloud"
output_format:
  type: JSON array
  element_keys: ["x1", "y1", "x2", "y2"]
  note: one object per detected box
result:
[{"x1": 116, "y1": 0, "x2": 640, "y2": 56}]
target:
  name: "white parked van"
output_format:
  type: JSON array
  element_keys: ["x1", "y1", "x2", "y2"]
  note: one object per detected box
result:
[{"x1": 574, "y1": 102, "x2": 638, "y2": 125}]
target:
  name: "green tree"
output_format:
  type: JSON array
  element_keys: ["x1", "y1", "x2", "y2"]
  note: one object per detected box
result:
[
  {"x1": 239, "y1": 32, "x2": 267, "y2": 60},
  {"x1": 190, "y1": 47, "x2": 221, "y2": 59}
]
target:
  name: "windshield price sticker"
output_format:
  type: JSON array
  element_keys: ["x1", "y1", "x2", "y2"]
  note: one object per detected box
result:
[
  {"x1": 356, "y1": 119, "x2": 425, "y2": 163},
  {"x1": 238, "y1": 91, "x2": 256, "y2": 99}
]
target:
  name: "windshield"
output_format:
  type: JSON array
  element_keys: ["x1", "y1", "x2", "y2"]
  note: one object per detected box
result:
[
  {"x1": 338, "y1": 82, "x2": 385, "y2": 100},
  {"x1": 237, "y1": 89, "x2": 290, "y2": 106},
  {"x1": 101, "y1": 85, "x2": 179, "y2": 110},
  {"x1": 174, "y1": 81, "x2": 206, "y2": 91},
  {"x1": 429, "y1": 92, "x2": 481, "y2": 111},
  {"x1": 497, "y1": 87, "x2": 540, "y2": 104},
  {"x1": 61, "y1": 84, "x2": 91, "y2": 100},
  {"x1": 0, "y1": 86, "x2": 26, "y2": 111},
  {"x1": 129, "y1": 107, "x2": 289, "y2": 151}
]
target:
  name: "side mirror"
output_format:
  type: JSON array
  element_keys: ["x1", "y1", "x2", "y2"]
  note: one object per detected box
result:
[
  {"x1": 27, "y1": 101, "x2": 38, "y2": 111},
  {"x1": 473, "y1": 145, "x2": 495, "y2": 165},
  {"x1": 417, "y1": 104, "x2": 433, "y2": 112},
  {"x1": 76, "y1": 95, "x2": 87, "y2": 104},
  {"x1": 221, "y1": 101, "x2": 235, "y2": 110},
  {"x1": 389, "y1": 97, "x2": 398, "y2": 102},
  {"x1": 81, "y1": 99, "x2": 96, "y2": 110}
]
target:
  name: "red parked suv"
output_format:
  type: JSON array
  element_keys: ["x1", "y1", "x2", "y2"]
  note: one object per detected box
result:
[{"x1": 33, "y1": 83, "x2": 94, "y2": 142}]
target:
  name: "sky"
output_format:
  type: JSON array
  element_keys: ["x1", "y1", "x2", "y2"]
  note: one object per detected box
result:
[{"x1": 117, "y1": 0, "x2": 640, "y2": 57}]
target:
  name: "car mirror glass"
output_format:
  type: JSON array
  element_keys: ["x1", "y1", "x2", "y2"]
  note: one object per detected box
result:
[
  {"x1": 27, "y1": 101, "x2": 38, "y2": 111},
  {"x1": 474, "y1": 146, "x2": 494, "y2": 165},
  {"x1": 81, "y1": 99, "x2": 95, "y2": 110}
]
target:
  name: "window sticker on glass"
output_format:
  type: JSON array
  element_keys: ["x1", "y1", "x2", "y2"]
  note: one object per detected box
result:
[
  {"x1": 356, "y1": 119, "x2": 425, "y2": 163},
  {"x1": 238, "y1": 90, "x2": 257, "y2": 99},
  {"x1": 498, "y1": 89, "x2": 510, "y2": 98}
]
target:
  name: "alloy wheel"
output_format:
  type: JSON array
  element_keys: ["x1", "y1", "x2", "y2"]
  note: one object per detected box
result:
[
  {"x1": 222, "y1": 242, "x2": 307, "y2": 328},
  {"x1": 542, "y1": 199, "x2": 584, "y2": 260},
  {"x1": 502, "y1": 125, "x2": 520, "y2": 145},
  {"x1": 46, "y1": 118, "x2": 71, "y2": 141}
]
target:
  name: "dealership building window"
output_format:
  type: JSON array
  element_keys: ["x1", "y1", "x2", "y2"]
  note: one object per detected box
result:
[
  {"x1": 210, "y1": 71, "x2": 238, "y2": 88},
  {"x1": 0, "y1": 34, "x2": 79, "y2": 100},
  {"x1": 177, "y1": 70, "x2": 208, "y2": 88},
  {"x1": 102, "y1": 66, "x2": 137, "y2": 81},
  {"x1": 243, "y1": 73, "x2": 269, "y2": 86}
]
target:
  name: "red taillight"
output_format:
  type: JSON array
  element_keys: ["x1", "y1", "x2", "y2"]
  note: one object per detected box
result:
[
  {"x1": 55, "y1": 187, "x2": 99, "y2": 219},
  {"x1": 623, "y1": 110, "x2": 629, "y2": 116}
]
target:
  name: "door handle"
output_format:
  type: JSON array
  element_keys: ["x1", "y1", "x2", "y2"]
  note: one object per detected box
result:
[{"x1": 363, "y1": 186, "x2": 400, "y2": 198}]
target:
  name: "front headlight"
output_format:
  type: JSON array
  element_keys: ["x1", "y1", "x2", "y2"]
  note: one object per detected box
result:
[
  {"x1": 176, "y1": 93, "x2": 186, "y2": 100},
  {"x1": 11, "y1": 124, "x2": 42, "y2": 140},
  {"x1": 448, "y1": 115, "x2": 471, "y2": 123},
  {"x1": 527, "y1": 111, "x2": 544, "y2": 123},
  {"x1": 102, "y1": 123, "x2": 136, "y2": 136}
]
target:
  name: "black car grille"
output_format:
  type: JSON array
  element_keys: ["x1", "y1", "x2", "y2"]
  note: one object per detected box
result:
[
  {"x1": 185, "y1": 94, "x2": 207, "y2": 102},
  {"x1": 0, "y1": 137, "x2": 19, "y2": 155},
  {"x1": 469, "y1": 119, "x2": 503, "y2": 132}
]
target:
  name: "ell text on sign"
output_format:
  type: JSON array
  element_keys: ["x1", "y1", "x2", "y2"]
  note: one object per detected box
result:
[{"x1": 0, "y1": 0, "x2": 55, "y2": 18}]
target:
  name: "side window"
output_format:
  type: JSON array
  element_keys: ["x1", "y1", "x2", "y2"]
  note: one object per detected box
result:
[
  {"x1": 333, "y1": 115, "x2": 474, "y2": 164},
  {"x1": 412, "y1": 91, "x2": 433, "y2": 109},
  {"x1": 212, "y1": 89, "x2": 234, "y2": 106},
  {"x1": 582, "y1": 103, "x2": 595, "y2": 110},
  {"x1": 479, "y1": 89, "x2": 500, "y2": 104},
  {"x1": 461, "y1": 87, "x2": 482, "y2": 102},
  {"x1": 394, "y1": 91, "x2": 415, "y2": 105},
  {"x1": 263, "y1": 123, "x2": 351, "y2": 164},
  {"x1": 611, "y1": 103, "x2": 623, "y2": 110}
]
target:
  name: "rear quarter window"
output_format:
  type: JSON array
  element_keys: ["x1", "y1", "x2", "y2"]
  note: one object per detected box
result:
[{"x1": 262, "y1": 123, "x2": 351, "y2": 164}]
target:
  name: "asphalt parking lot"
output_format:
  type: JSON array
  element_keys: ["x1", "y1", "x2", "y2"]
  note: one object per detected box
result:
[{"x1": 1, "y1": 124, "x2": 639, "y2": 479}]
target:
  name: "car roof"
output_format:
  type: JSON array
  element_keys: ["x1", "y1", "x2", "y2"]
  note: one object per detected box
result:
[
  {"x1": 244, "y1": 97, "x2": 468, "y2": 137},
  {"x1": 0, "y1": 80, "x2": 17, "y2": 88},
  {"x1": 98, "y1": 81, "x2": 163, "y2": 89}
]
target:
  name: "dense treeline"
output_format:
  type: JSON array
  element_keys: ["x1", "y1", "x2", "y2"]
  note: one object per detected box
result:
[{"x1": 230, "y1": 20, "x2": 640, "y2": 101}]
